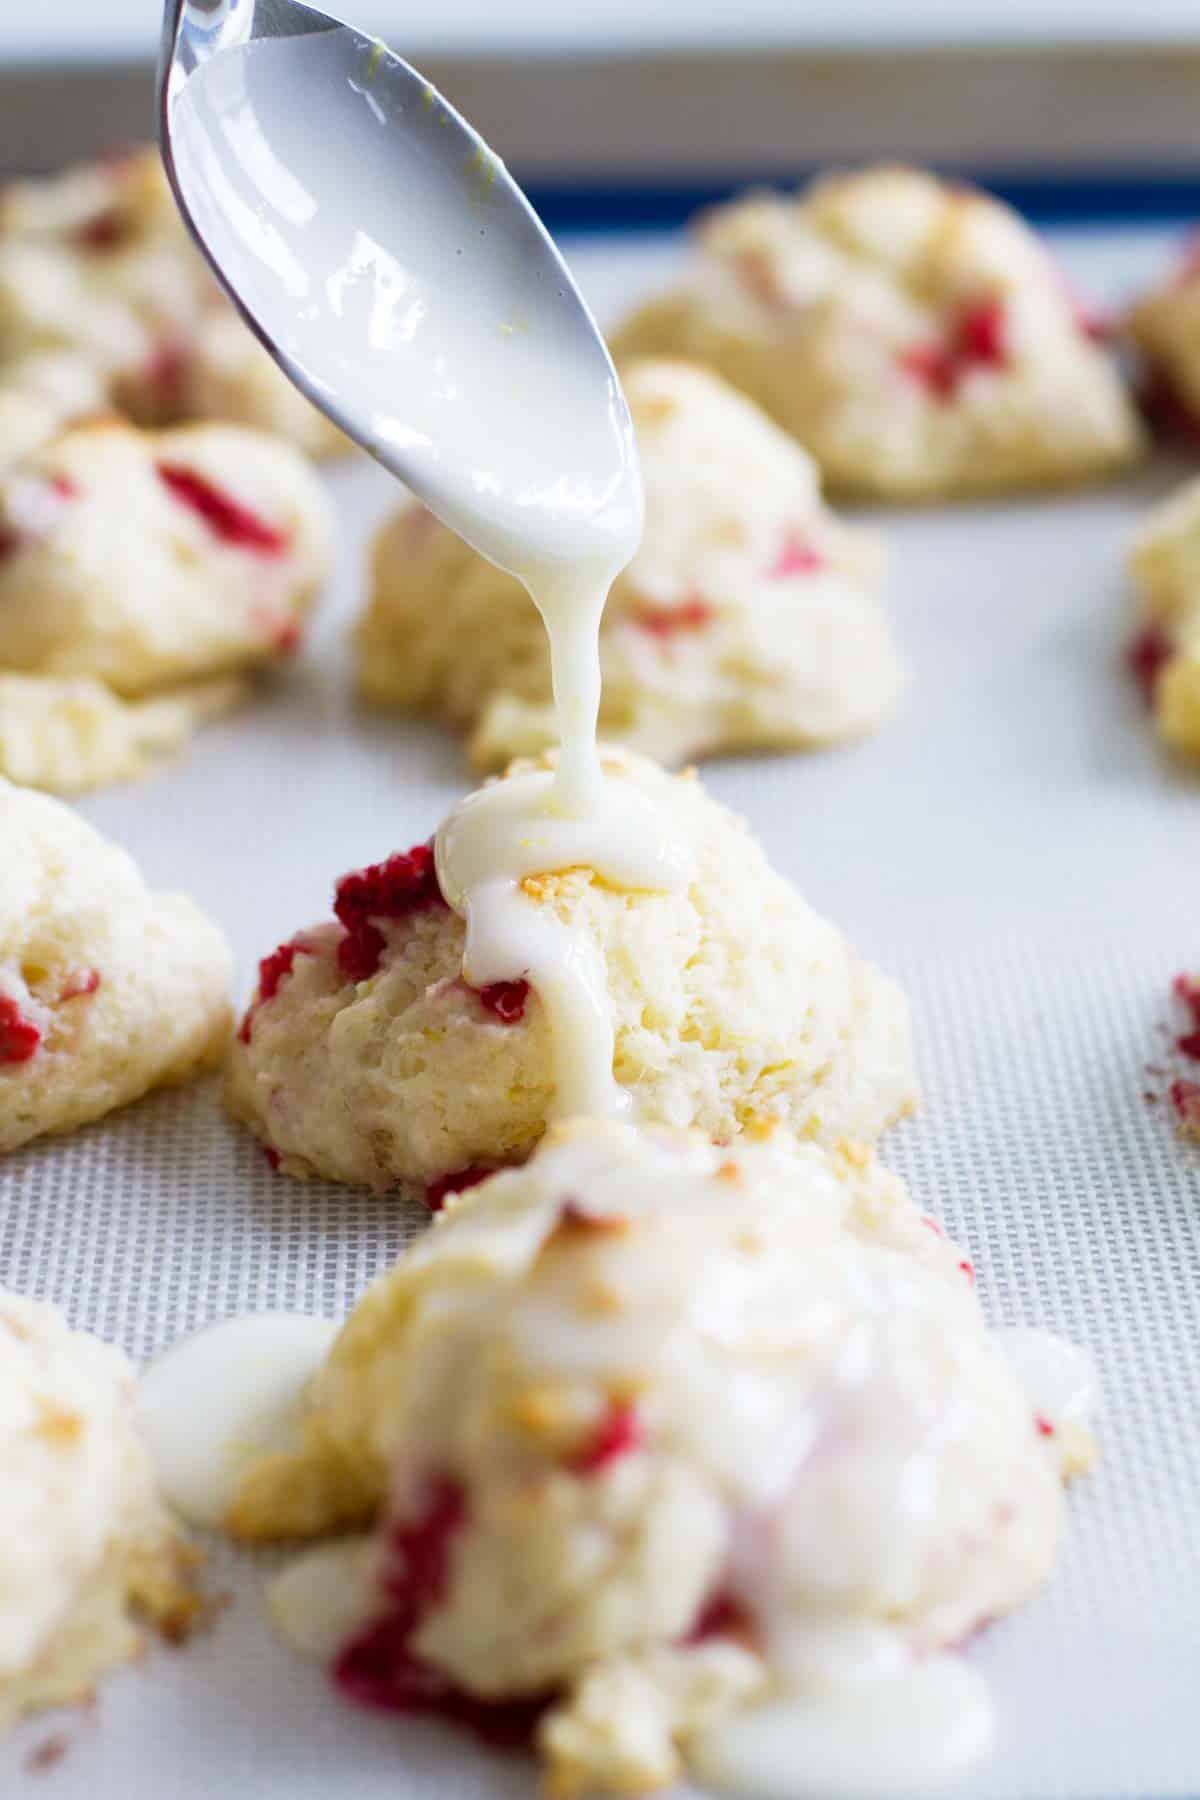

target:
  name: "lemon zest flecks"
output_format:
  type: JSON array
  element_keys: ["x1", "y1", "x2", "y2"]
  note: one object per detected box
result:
[
  {"x1": 465, "y1": 145, "x2": 500, "y2": 209},
  {"x1": 363, "y1": 36, "x2": 389, "y2": 83}
]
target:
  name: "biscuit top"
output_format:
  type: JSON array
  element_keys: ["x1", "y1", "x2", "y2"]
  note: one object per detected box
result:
[{"x1": 0, "y1": 1291, "x2": 138, "y2": 1676}]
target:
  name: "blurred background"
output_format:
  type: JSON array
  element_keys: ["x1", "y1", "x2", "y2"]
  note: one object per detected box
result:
[{"x1": 2, "y1": 0, "x2": 1200, "y2": 228}]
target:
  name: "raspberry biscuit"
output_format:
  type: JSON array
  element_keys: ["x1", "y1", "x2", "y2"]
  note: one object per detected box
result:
[
  {"x1": 0, "y1": 1289, "x2": 199, "y2": 1730},
  {"x1": 225, "y1": 749, "x2": 915, "y2": 1191},
  {"x1": 0, "y1": 148, "x2": 346, "y2": 456},
  {"x1": 612, "y1": 167, "x2": 1141, "y2": 501},
  {"x1": 0, "y1": 148, "x2": 200, "y2": 423},
  {"x1": 0, "y1": 416, "x2": 329, "y2": 692},
  {"x1": 0, "y1": 779, "x2": 232, "y2": 1154},
  {"x1": 359, "y1": 360, "x2": 902, "y2": 768},
  {"x1": 231, "y1": 1121, "x2": 1088, "y2": 1798},
  {"x1": 0, "y1": 416, "x2": 330, "y2": 788}
]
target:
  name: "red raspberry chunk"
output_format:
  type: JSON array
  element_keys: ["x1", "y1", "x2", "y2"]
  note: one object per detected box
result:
[
  {"x1": 334, "y1": 842, "x2": 447, "y2": 982},
  {"x1": 768, "y1": 532, "x2": 826, "y2": 579},
  {"x1": 424, "y1": 1165, "x2": 493, "y2": 1212},
  {"x1": 334, "y1": 1476, "x2": 463, "y2": 1707},
  {"x1": 685, "y1": 1589, "x2": 755, "y2": 1646},
  {"x1": 273, "y1": 617, "x2": 303, "y2": 656},
  {"x1": 250, "y1": 605, "x2": 304, "y2": 656},
  {"x1": 1170, "y1": 1078, "x2": 1200, "y2": 1139},
  {"x1": 260, "y1": 940, "x2": 303, "y2": 1003},
  {"x1": 569, "y1": 1401, "x2": 644, "y2": 1476},
  {"x1": 1034, "y1": 1414, "x2": 1056, "y2": 1438},
  {"x1": 75, "y1": 209, "x2": 131, "y2": 252},
  {"x1": 957, "y1": 297, "x2": 1008, "y2": 367},
  {"x1": 238, "y1": 937, "x2": 311, "y2": 1044},
  {"x1": 1127, "y1": 625, "x2": 1175, "y2": 706},
  {"x1": 334, "y1": 1476, "x2": 544, "y2": 1744},
  {"x1": 899, "y1": 297, "x2": 1010, "y2": 400},
  {"x1": 897, "y1": 343, "x2": 958, "y2": 399},
  {"x1": 144, "y1": 339, "x2": 191, "y2": 406},
  {"x1": 1175, "y1": 972, "x2": 1200, "y2": 1020},
  {"x1": 0, "y1": 997, "x2": 41, "y2": 1064},
  {"x1": 635, "y1": 595, "x2": 713, "y2": 638},
  {"x1": 1077, "y1": 306, "x2": 1112, "y2": 345},
  {"x1": 477, "y1": 979, "x2": 529, "y2": 1025},
  {"x1": 1173, "y1": 974, "x2": 1200, "y2": 1057},
  {"x1": 156, "y1": 463, "x2": 289, "y2": 554}
]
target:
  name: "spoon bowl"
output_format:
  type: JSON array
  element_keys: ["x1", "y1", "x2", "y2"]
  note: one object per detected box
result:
[{"x1": 157, "y1": 0, "x2": 641, "y2": 580}]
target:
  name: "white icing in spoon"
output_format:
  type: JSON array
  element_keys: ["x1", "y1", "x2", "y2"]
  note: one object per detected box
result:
[
  {"x1": 688, "y1": 1654, "x2": 996, "y2": 1800},
  {"x1": 137, "y1": 1312, "x2": 337, "y2": 1528},
  {"x1": 998, "y1": 1326, "x2": 1098, "y2": 1426},
  {"x1": 165, "y1": 23, "x2": 642, "y2": 595}
]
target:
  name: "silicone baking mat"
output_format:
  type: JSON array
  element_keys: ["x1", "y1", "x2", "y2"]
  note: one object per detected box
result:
[{"x1": 0, "y1": 223, "x2": 1197, "y2": 1799}]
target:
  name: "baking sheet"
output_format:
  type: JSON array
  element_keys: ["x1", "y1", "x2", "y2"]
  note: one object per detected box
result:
[{"x1": 1, "y1": 223, "x2": 1198, "y2": 1799}]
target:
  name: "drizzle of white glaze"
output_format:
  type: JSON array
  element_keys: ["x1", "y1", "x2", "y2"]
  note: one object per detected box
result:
[
  {"x1": 435, "y1": 759, "x2": 692, "y2": 1121},
  {"x1": 688, "y1": 1653, "x2": 996, "y2": 1800},
  {"x1": 137, "y1": 1312, "x2": 337, "y2": 1528},
  {"x1": 523, "y1": 560, "x2": 612, "y2": 818},
  {"x1": 268, "y1": 1537, "x2": 379, "y2": 1662},
  {"x1": 998, "y1": 1325, "x2": 1098, "y2": 1435}
]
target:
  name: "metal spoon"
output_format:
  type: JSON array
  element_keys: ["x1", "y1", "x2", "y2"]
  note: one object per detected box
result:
[{"x1": 157, "y1": 0, "x2": 641, "y2": 580}]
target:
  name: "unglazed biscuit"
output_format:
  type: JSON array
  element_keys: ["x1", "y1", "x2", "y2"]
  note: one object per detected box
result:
[
  {"x1": 0, "y1": 779, "x2": 233, "y2": 1154},
  {"x1": 233, "y1": 1121, "x2": 1082, "y2": 1797},
  {"x1": 358, "y1": 360, "x2": 902, "y2": 768},
  {"x1": 225, "y1": 749, "x2": 916, "y2": 1190},
  {"x1": 0, "y1": 148, "x2": 348, "y2": 454},
  {"x1": 0, "y1": 151, "x2": 202, "y2": 423},
  {"x1": 0, "y1": 1289, "x2": 199, "y2": 1730},
  {"x1": 1127, "y1": 477, "x2": 1200, "y2": 759},
  {"x1": 0, "y1": 672, "x2": 245, "y2": 795},
  {"x1": 0, "y1": 417, "x2": 331, "y2": 697},
  {"x1": 612, "y1": 168, "x2": 1142, "y2": 501}
]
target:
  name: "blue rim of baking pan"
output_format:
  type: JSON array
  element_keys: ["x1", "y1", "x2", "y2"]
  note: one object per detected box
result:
[{"x1": 531, "y1": 166, "x2": 1200, "y2": 234}]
